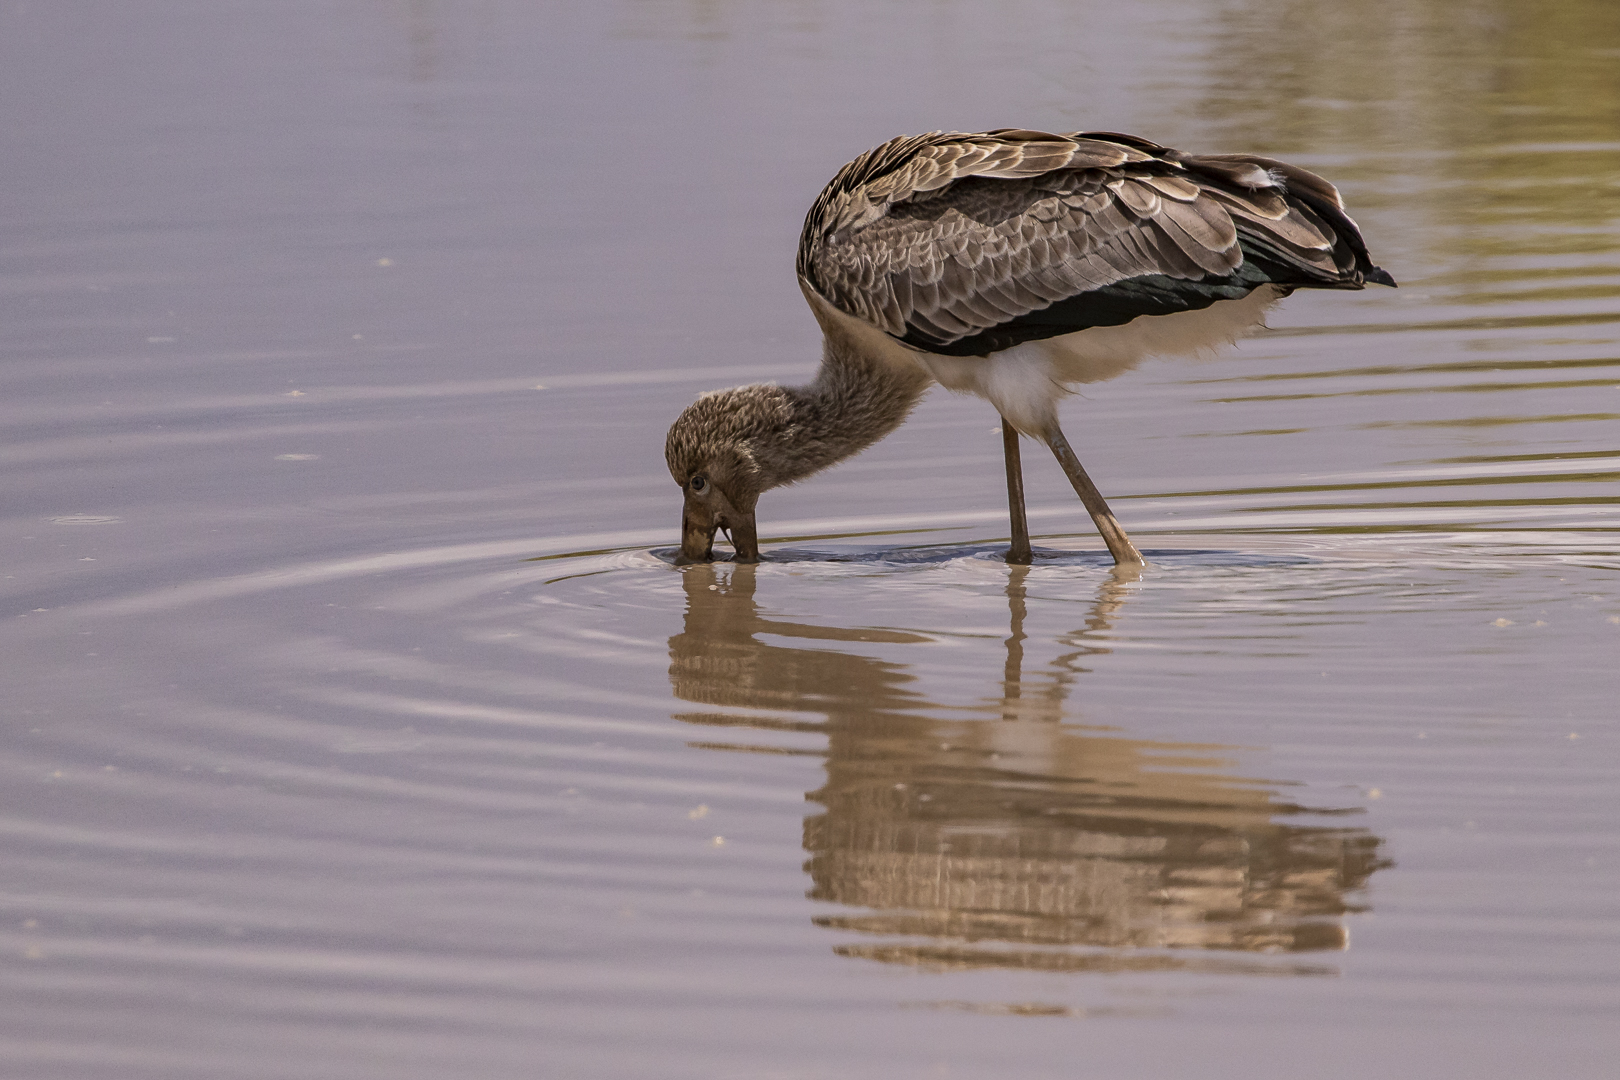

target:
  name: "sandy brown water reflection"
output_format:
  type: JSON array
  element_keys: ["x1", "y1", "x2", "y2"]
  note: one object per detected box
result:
[{"x1": 673, "y1": 564, "x2": 1386, "y2": 972}]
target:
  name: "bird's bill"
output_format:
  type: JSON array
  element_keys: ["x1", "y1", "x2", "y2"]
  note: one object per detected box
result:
[{"x1": 676, "y1": 491, "x2": 759, "y2": 564}]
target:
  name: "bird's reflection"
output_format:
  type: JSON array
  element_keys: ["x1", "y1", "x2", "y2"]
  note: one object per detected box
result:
[{"x1": 669, "y1": 560, "x2": 1387, "y2": 974}]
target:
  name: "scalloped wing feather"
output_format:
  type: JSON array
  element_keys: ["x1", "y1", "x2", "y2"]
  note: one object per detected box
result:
[{"x1": 798, "y1": 130, "x2": 1389, "y2": 353}]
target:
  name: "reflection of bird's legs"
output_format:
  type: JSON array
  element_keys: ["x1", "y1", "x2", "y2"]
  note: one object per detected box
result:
[
  {"x1": 1042, "y1": 422, "x2": 1145, "y2": 567},
  {"x1": 1001, "y1": 564, "x2": 1029, "y2": 717},
  {"x1": 1001, "y1": 418, "x2": 1032, "y2": 565},
  {"x1": 1047, "y1": 569, "x2": 1138, "y2": 683}
]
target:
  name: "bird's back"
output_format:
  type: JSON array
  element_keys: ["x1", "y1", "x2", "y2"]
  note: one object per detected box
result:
[{"x1": 798, "y1": 129, "x2": 1394, "y2": 364}]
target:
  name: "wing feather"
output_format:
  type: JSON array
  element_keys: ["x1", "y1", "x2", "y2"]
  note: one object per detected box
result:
[
  {"x1": 798, "y1": 129, "x2": 1391, "y2": 353},
  {"x1": 1159, "y1": 195, "x2": 1239, "y2": 255}
]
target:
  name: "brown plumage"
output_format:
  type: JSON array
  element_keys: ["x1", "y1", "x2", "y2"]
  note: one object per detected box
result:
[{"x1": 667, "y1": 128, "x2": 1394, "y2": 566}]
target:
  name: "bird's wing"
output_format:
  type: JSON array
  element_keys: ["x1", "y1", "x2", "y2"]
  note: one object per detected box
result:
[{"x1": 798, "y1": 129, "x2": 1389, "y2": 356}]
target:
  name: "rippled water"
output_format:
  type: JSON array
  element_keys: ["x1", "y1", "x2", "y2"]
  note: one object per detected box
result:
[{"x1": 3, "y1": 3, "x2": 1618, "y2": 1078}]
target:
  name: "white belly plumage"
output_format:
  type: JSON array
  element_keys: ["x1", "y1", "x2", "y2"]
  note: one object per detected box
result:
[
  {"x1": 798, "y1": 277, "x2": 1285, "y2": 438},
  {"x1": 916, "y1": 284, "x2": 1285, "y2": 435}
]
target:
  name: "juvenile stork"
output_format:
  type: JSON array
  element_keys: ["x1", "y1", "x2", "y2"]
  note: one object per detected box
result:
[{"x1": 666, "y1": 129, "x2": 1394, "y2": 566}]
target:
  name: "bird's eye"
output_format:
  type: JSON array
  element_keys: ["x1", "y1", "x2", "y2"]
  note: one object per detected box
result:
[{"x1": 689, "y1": 475, "x2": 707, "y2": 493}]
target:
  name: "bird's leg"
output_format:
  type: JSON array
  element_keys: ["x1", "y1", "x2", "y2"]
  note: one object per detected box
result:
[
  {"x1": 1001, "y1": 418, "x2": 1032, "y2": 565},
  {"x1": 1042, "y1": 422, "x2": 1145, "y2": 567}
]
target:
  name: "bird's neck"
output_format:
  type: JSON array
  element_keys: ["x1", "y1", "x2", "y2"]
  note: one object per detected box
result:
[{"x1": 756, "y1": 336, "x2": 932, "y2": 488}]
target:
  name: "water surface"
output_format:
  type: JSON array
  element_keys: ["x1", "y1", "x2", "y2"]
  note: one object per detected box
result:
[{"x1": 2, "y1": 2, "x2": 1618, "y2": 1078}]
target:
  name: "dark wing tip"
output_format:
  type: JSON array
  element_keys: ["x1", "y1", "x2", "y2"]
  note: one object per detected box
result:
[{"x1": 1367, "y1": 266, "x2": 1398, "y2": 288}]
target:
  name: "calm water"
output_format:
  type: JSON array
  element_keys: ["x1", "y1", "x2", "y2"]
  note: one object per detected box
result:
[{"x1": 3, "y1": 2, "x2": 1618, "y2": 1077}]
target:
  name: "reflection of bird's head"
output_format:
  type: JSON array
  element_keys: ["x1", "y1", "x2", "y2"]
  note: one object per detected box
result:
[
  {"x1": 668, "y1": 561, "x2": 923, "y2": 717},
  {"x1": 665, "y1": 385, "x2": 798, "y2": 564}
]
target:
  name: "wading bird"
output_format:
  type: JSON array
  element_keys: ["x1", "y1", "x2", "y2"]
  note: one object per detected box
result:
[{"x1": 666, "y1": 129, "x2": 1394, "y2": 566}]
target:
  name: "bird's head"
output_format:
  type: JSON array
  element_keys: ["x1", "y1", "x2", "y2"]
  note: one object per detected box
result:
[{"x1": 664, "y1": 384, "x2": 795, "y2": 564}]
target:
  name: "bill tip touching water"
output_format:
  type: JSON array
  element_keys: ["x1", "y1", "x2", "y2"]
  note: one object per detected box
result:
[{"x1": 666, "y1": 128, "x2": 1395, "y2": 567}]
